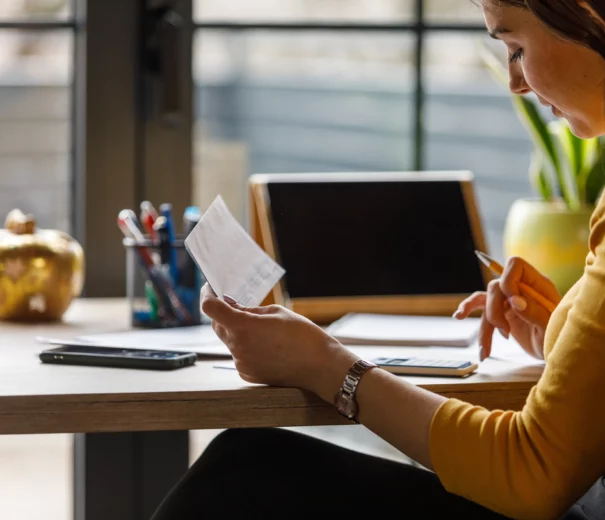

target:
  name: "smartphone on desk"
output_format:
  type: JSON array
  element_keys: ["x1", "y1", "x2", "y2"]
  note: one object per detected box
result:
[
  {"x1": 371, "y1": 357, "x2": 478, "y2": 377},
  {"x1": 39, "y1": 344, "x2": 197, "y2": 371}
]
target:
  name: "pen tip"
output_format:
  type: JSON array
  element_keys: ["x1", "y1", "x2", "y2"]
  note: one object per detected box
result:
[{"x1": 474, "y1": 250, "x2": 497, "y2": 271}]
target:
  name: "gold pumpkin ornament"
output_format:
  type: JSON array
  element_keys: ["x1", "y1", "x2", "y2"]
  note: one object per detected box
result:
[{"x1": 0, "y1": 209, "x2": 84, "y2": 321}]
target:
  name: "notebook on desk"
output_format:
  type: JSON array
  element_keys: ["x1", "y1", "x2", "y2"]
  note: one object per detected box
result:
[{"x1": 326, "y1": 313, "x2": 481, "y2": 347}]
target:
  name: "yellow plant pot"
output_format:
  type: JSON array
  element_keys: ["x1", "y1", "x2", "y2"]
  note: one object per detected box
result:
[{"x1": 503, "y1": 199, "x2": 593, "y2": 296}]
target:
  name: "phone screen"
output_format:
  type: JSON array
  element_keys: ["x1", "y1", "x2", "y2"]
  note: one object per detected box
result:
[{"x1": 50, "y1": 345, "x2": 186, "y2": 359}]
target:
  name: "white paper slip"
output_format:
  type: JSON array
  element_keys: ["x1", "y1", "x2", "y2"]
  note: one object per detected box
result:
[
  {"x1": 326, "y1": 313, "x2": 481, "y2": 347},
  {"x1": 61, "y1": 325, "x2": 232, "y2": 358},
  {"x1": 184, "y1": 195, "x2": 285, "y2": 307}
]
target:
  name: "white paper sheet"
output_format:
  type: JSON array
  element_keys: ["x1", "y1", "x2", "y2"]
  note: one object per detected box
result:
[
  {"x1": 326, "y1": 313, "x2": 481, "y2": 347},
  {"x1": 184, "y1": 195, "x2": 285, "y2": 307},
  {"x1": 74, "y1": 326, "x2": 232, "y2": 357}
]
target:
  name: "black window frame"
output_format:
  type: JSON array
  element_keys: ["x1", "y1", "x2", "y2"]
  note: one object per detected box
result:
[
  {"x1": 194, "y1": 0, "x2": 487, "y2": 171},
  {"x1": 1, "y1": 0, "x2": 194, "y2": 297}
]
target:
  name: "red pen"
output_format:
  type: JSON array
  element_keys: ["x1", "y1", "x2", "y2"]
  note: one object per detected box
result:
[
  {"x1": 118, "y1": 210, "x2": 155, "y2": 267},
  {"x1": 141, "y1": 212, "x2": 157, "y2": 241},
  {"x1": 140, "y1": 201, "x2": 159, "y2": 239},
  {"x1": 140, "y1": 201, "x2": 158, "y2": 221}
]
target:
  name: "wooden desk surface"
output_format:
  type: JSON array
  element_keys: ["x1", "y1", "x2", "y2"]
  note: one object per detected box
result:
[{"x1": 0, "y1": 299, "x2": 544, "y2": 435}]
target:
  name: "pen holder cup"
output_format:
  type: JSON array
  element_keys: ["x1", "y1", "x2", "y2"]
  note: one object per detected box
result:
[{"x1": 123, "y1": 237, "x2": 209, "y2": 328}]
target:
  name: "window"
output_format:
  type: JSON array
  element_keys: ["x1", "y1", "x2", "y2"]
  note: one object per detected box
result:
[
  {"x1": 195, "y1": 0, "x2": 415, "y2": 23},
  {"x1": 193, "y1": 30, "x2": 416, "y2": 222},
  {"x1": 0, "y1": 1, "x2": 73, "y2": 232},
  {"x1": 0, "y1": 3, "x2": 75, "y2": 519},
  {"x1": 425, "y1": 0, "x2": 485, "y2": 22},
  {"x1": 192, "y1": 0, "x2": 534, "y2": 259}
]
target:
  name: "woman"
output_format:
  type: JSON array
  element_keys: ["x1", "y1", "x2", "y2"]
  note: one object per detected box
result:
[{"x1": 152, "y1": 1, "x2": 605, "y2": 518}]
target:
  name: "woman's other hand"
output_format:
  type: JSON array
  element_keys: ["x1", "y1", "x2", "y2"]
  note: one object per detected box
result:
[
  {"x1": 453, "y1": 257, "x2": 561, "y2": 361},
  {"x1": 200, "y1": 285, "x2": 357, "y2": 397}
]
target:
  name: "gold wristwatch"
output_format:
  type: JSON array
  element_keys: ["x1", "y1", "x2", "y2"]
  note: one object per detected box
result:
[{"x1": 334, "y1": 359, "x2": 376, "y2": 424}]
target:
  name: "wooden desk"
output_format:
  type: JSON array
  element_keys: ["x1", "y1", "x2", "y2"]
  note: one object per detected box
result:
[{"x1": 0, "y1": 299, "x2": 544, "y2": 519}]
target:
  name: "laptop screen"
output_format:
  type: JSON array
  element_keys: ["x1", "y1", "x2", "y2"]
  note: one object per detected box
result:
[{"x1": 266, "y1": 178, "x2": 486, "y2": 299}]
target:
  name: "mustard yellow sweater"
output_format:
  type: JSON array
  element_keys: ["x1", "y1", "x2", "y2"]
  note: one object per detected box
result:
[{"x1": 430, "y1": 196, "x2": 605, "y2": 520}]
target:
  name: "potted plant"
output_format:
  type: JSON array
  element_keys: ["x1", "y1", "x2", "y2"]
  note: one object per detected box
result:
[{"x1": 482, "y1": 48, "x2": 605, "y2": 295}]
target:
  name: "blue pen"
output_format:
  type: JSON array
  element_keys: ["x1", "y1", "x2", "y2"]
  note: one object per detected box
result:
[
  {"x1": 181, "y1": 206, "x2": 202, "y2": 290},
  {"x1": 182, "y1": 206, "x2": 203, "y2": 322},
  {"x1": 159, "y1": 203, "x2": 179, "y2": 286},
  {"x1": 183, "y1": 206, "x2": 201, "y2": 235}
]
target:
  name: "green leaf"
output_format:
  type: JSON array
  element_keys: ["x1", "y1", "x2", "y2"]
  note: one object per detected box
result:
[
  {"x1": 529, "y1": 150, "x2": 555, "y2": 202},
  {"x1": 548, "y1": 121, "x2": 580, "y2": 209},
  {"x1": 511, "y1": 95, "x2": 560, "y2": 195},
  {"x1": 556, "y1": 120, "x2": 583, "y2": 175},
  {"x1": 584, "y1": 140, "x2": 605, "y2": 205},
  {"x1": 583, "y1": 136, "x2": 600, "y2": 168},
  {"x1": 576, "y1": 137, "x2": 601, "y2": 204}
]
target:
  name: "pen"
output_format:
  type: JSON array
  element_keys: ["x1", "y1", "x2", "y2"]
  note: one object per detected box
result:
[
  {"x1": 181, "y1": 206, "x2": 202, "y2": 290},
  {"x1": 140, "y1": 201, "x2": 159, "y2": 223},
  {"x1": 139, "y1": 203, "x2": 161, "y2": 263},
  {"x1": 118, "y1": 210, "x2": 192, "y2": 324},
  {"x1": 474, "y1": 250, "x2": 557, "y2": 313},
  {"x1": 145, "y1": 280, "x2": 158, "y2": 321},
  {"x1": 159, "y1": 203, "x2": 179, "y2": 286},
  {"x1": 183, "y1": 206, "x2": 201, "y2": 236},
  {"x1": 153, "y1": 216, "x2": 172, "y2": 266},
  {"x1": 140, "y1": 208, "x2": 158, "y2": 242},
  {"x1": 117, "y1": 210, "x2": 153, "y2": 263}
]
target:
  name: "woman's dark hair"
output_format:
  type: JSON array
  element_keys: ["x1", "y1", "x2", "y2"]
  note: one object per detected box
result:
[{"x1": 488, "y1": 0, "x2": 605, "y2": 60}]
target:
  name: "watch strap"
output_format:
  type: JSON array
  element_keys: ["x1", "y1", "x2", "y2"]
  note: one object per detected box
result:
[{"x1": 335, "y1": 359, "x2": 376, "y2": 423}]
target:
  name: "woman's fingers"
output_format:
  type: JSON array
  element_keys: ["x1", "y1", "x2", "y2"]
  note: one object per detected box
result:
[
  {"x1": 454, "y1": 286, "x2": 507, "y2": 360},
  {"x1": 454, "y1": 287, "x2": 508, "y2": 338},
  {"x1": 500, "y1": 256, "x2": 561, "y2": 304},
  {"x1": 485, "y1": 280, "x2": 510, "y2": 335},
  {"x1": 201, "y1": 283, "x2": 217, "y2": 300},
  {"x1": 498, "y1": 258, "x2": 554, "y2": 330},
  {"x1": 223, "y1": 294, "x2": 279, "y2": 316},
  {"x1": 507, "y1": 293, "x2": 552, "y2": 331},
  {"x1": 478, "y1": 313, "x2": 495, "y2": 361},
  {"x1": 201, "y1": 292, "x2": 245, "y2": 327},
  {"x1": 453, "y1": 291, "x2": 486, "y2": 319},
  {"x1": 454, "y1": 291, "x2": 493, "y2": 361}
]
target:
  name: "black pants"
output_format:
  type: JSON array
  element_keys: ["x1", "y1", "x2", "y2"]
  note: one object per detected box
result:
[{"x1": 151, "y1": 428, "x2": 513, "y2": 519}]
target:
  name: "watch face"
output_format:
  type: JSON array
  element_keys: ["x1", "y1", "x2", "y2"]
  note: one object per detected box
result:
[{"x1": 338, "y1": 396, "x2": 357, "y2": 419}]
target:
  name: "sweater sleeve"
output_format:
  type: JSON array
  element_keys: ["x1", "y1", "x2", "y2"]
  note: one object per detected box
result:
[{"x1": 429, "y1": 203, "x2": 605, "y2": 520}]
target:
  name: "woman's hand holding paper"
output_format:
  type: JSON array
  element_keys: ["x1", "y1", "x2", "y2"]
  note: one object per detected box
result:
[{"x1": 200, "y1": 285, "x2": 357, "y2": 400}]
